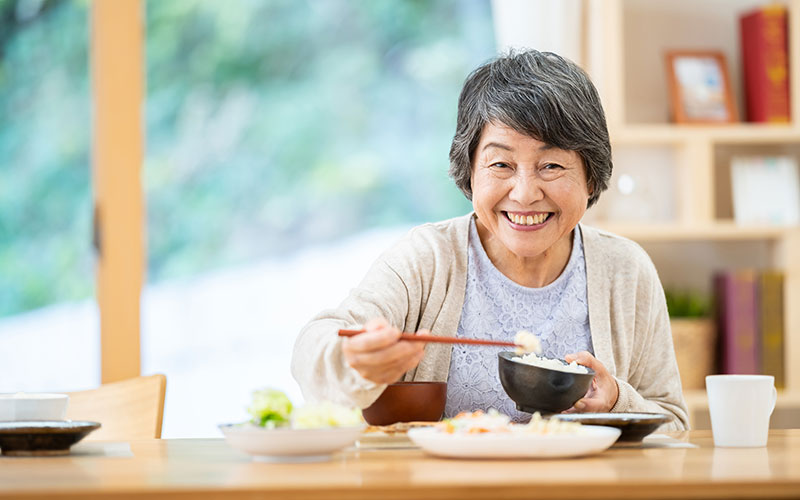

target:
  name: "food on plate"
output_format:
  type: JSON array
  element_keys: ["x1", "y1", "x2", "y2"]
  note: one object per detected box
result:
[
  {"x1": 292, "y1": 402, "x2": 363, "y2": 429},
  {"x1": 514, "y1": 330, "x2": 542, "y2": 355},
  {"x1": 246, "y1": 388, "x2": 363, "y2": 429},
  {"x1": 511, "y1": 352, "x2": 589, "y2": 374},
  {"x1": 438, "y1": 409, "x2": 582, "y2": 435},
  {"x1": 248, "y1": 388, "x2": 293, "y2": 428}
]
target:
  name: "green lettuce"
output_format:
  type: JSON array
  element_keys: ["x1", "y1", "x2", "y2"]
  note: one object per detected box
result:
[{"x1": 247, "y1": 388, "x2": 293, "y2": 428}]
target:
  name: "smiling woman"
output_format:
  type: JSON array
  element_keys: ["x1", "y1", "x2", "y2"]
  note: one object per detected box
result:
[{"x1": 292, "y1": 50, "x2": 689, "y2": 431}]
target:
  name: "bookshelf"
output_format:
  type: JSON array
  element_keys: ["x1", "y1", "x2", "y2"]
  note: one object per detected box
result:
[{"x1": 585, "y1": 0, "x2": 800, "y2": 428}]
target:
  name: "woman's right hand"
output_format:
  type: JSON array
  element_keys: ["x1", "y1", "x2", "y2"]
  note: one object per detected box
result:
[{"x1": 342, "y1": 317, "x2": 427, "y2": 384}]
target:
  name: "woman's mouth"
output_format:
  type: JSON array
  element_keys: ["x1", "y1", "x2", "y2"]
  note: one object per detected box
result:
[{"x1": 503, "y1": 211, "x2": 552, "y2": 227}]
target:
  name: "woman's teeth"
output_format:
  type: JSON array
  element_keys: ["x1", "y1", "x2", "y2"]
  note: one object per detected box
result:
[{"x1": 507, "y1": 212, "x2": 548, "y2": 226}]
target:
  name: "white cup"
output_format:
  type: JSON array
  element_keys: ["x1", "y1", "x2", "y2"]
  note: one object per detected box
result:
[
  {"x1": 705, "y1": 375, "x2": 777, "y2": 447},
  {"x1": 0, "y1": 393, "x2": 69, "y2": 421}
]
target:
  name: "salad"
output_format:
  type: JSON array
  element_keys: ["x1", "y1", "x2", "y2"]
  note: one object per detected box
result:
[{"x1": 247, "y1": 388, "x2": 363, "y2": 429}]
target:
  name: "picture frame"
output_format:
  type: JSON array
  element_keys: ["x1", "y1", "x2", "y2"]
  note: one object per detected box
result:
[{"x1": 665, "y1": 51, "x2": 738, "y2": 124}]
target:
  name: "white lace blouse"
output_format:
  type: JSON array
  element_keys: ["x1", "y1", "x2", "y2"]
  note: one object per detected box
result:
[{"x1": 444, "y1": 218, "x2": 592, "y2": 421}]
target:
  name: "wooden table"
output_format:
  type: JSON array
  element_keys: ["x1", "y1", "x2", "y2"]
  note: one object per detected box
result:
[{"x1": 1, "y1": 430, "x2": 799, "y2": 500}]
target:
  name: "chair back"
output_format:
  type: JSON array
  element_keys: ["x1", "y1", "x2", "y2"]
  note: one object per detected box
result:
[{"x1": 65, "y1": 373, "x2": 166, "y2": 440}]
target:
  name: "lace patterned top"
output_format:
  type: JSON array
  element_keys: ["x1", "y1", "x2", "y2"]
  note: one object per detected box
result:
[{"x1": 444, "y1": 218, "x2": 593, "y2": 422}]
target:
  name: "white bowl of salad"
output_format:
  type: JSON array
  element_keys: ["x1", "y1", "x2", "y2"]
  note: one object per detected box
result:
[{"x1": 219, "y1": 388, "x2": 365, "y2": 462}]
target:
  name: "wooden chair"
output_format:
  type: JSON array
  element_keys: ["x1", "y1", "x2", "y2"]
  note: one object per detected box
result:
[{"x1": 65, "y1": 373, "x2": 166, "y2": 440}]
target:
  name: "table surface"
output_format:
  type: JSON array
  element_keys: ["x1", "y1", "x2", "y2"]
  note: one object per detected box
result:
[{"x1": 1, "y1": 430, "x2": 799, "y2": 500}]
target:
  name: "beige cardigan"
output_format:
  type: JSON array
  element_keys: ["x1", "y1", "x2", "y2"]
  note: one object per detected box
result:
[{"x1": 291, "y1": 213, "x2": 689, "y2": 430}]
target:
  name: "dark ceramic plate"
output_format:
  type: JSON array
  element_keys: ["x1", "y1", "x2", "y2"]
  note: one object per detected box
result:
[
  {"x1": 0, "y1": 421, "x2": 101, "y2": 456},
  {"x1": 498, "y1": 351, "x2": 595, "y2": 414},
  {"x1": 552, "y1": 413, "x2": 671, "y2": 442}
]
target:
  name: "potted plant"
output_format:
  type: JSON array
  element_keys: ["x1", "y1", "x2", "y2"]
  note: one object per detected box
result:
[{"x1": 665, "y1": 289, "x2": 716, "y2": 390}]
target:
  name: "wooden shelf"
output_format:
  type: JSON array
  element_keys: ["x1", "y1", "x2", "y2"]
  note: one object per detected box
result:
[
  {"x1": 611, "y1": 124, "x2": 800, "y2": 145},
  {"x1": 592, "y1": 0, "x2": 800, "y2": 417},
  {"x1": 593, "y1": 221, "x2": 798, "y2": 242}
]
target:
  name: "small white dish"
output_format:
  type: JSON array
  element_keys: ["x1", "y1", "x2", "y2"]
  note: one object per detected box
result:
[
  {"x1": 218, "y1": 423, "x2": 366, "y2": 462},
  {"x1": 408, "y1": 425, "x2": 620, "y2": 459},
  {"x1": 0, "y1": 393, "x2": 69, "y2": 421}
]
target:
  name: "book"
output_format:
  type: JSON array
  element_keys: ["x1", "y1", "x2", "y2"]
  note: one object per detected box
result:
[
  {"x1": 759, "y1": 271, "x2": 785, "y2": 389},
  {"x1": 730, "y1": 156, "x2": 800, "y2": 226},
  {"x1": 714, "y1": 270, "x2": 759, "y2": 375},
  {"x1": 740, "y1": 5, "x2": 791, "y2": 123}
]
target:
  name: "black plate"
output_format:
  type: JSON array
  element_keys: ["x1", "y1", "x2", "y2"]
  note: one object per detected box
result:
[
  {"x1": 0, "y1": 421, "x2": 101, "y2": 456},
  {"x1": 552, "y1": 413, "x2": 671, "y2": 442}
]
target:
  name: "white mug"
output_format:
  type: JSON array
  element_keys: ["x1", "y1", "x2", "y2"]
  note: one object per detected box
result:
[{"x1": 705, "y1": 375, "x2": 777, "y2": 447}]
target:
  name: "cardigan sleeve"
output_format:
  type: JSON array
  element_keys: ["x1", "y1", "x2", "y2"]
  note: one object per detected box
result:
[
  {"x1": 290, "y1": 253, "x2": 412, "y2": 409},
  {"x1": 610, "y1": 262, "x2": 690, "y2": 431}
]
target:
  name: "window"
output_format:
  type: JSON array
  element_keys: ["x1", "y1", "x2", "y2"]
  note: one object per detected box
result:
[
  {"x1": 0, "y1": 0, "x2": 97, "y2": 392},
  {"x1": 143, "y1": 0, "x2": 495, "y2": 436}
]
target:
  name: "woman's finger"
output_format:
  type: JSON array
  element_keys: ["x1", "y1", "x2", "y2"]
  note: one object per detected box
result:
[
  {"x1": 357, "y1": 351, "x2": 425, "y2": 384},
  {"x1": 343, "y1": 325, "x2": 401, "y2": 352},
  {"x1": 345, "y1": 341, "x2": 424, "y2": 368}
]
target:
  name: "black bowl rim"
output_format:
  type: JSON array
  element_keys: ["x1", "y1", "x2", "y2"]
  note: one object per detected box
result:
[
  {"x1": 552, "y1": 412, "x2": 672, "y2": 425},
  {"x1": 498, "y1": 351, "x2": 596, "y2": 377}
]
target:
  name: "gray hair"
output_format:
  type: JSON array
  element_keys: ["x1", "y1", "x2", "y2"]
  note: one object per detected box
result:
[{"x1": 448, "y1": 50, "x2": 612, "y2": 207}]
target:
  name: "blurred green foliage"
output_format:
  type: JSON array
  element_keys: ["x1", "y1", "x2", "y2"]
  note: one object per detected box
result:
[
  {"x1": 0, "y1": 0, "x2": 493, "y2": 317},
  {"x1": 144, "y1": 0, "x2": 491, "y2": 282},
  {"x1": 664, "y1": 288, "x2": 712, "y2": 318},
  {"x1": 0, "y1": 0, "x2": 92, "y2": 316}
]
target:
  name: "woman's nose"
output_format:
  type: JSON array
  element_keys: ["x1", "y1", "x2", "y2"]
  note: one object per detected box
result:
[{"x1": 508, "y1": 172, "x2": 545, "y2": 205}]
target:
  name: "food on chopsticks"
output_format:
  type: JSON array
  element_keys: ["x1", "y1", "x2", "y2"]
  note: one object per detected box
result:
[
  {"x1": 247, "y1": 388, "x2": 363, "y2": 429},
  {"x1": 437, "y1": 409, "x2": 582, "y2": 435},
  {"x1": 514, "y1": 330, "x2": 542, "y2": 355}
]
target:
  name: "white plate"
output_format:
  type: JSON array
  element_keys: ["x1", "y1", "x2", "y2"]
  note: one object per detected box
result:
[
  {"x1": 407, "y1": 425, "x2": 621, "y2": 459},
  {"x1": 219, "y1": 423, "x2": 365, "y2": 462}
]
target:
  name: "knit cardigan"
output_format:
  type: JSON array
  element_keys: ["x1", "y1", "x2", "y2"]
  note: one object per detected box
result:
[{"x1": 290, "y1": 213, "x2": 689, "y2": 431}]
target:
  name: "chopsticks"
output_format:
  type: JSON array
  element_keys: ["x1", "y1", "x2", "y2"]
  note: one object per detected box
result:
[{"x1": 337, "y1": 329, "x2": 517, "y2": 348}]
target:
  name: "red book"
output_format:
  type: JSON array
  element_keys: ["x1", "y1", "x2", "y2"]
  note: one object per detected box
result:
[
  {"x1": 740, "y1": 6, "x2": 791, "y2": 123},
  {"x1": 714, "y1": 270, "x2": 760, "y2": 375}
]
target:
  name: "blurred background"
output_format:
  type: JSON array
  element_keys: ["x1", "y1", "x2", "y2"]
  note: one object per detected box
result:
[{"x1": 2, "y1": 0, "x2": 798, "y2": 435}]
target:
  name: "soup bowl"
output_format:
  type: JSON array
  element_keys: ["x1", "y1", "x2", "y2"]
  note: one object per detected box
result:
[
  {"x1": 361, "y1": 381, "x2": 447, "y2": 426},
  {"x1": 498, "y1": 352, "x2": 594, "y2": 414}
]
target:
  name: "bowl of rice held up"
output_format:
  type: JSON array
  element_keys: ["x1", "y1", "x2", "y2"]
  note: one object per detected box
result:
[{"x1": 498, "y1": 350, "x2": 595, "y2": 415}]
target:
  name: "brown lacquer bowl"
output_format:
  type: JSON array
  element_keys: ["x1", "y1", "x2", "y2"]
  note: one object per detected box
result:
[{"x1": 361, "y1": 382, "x2": 447, "y2": 426}]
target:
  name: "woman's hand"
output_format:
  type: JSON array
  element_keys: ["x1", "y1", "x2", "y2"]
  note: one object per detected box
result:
[
  {"x1": 563, "y1": 351, "x2": 619, "y2": 413},
  {"x1": 342, "y1": 317, "x2": 426, "y2": 384}
]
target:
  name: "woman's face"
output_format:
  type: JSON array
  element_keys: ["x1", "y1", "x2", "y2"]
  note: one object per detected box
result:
[{"x1": 470, "y1": 122, "x2": 590, "y2": 260}]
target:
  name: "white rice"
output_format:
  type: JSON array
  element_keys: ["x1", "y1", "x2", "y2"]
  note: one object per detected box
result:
[{"x1": 511, "y1": 352, "x2": 589, "y2": 374}]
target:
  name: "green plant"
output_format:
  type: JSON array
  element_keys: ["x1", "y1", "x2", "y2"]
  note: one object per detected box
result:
[{"x1": 664, "y1": 288, "x2": 712, "y2": 318}]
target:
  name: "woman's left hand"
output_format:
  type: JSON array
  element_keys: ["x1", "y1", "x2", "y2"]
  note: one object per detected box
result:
[{"x1": 562, "y1": 351, "x2": 619, "y2": 413}]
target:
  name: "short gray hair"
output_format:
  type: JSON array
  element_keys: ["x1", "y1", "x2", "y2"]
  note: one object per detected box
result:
[{"x1": 448, "y1": 50, "x2": 612, "y2": 207}]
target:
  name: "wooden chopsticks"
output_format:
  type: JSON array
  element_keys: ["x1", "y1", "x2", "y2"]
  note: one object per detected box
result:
[{"x1": 337, "y1": 329, "x2": 517, "y2": 348}]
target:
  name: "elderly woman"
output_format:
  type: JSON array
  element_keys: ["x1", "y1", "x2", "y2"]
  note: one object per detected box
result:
[{"x1": 291, "y1": 50, "x2": 688, "y2": 430}]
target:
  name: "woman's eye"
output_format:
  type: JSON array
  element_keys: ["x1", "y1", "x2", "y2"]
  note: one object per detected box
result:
[
  {"x1": 543, "y1": 163, "x2": 564, "y2": 170},
  {"x1": 490, "y1": 162, "x2": 510, "y2": 169}
]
